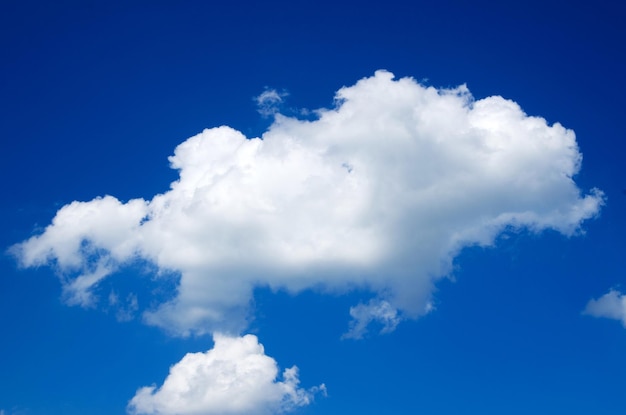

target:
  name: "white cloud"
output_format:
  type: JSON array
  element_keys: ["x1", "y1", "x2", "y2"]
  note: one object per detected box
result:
[
  {"x1": 342, "y1": 299, "x2": 404, "y2": 339},
  {"x1": 255, "y1": 88, "x2": 288, "y2": 117},
  {"x1": 583, "y1": 289, "x2": 626, "y2": 326},
  {"x1": 12, "y1": 70, "x2": 604, "y2": 336},
  {"x1": 128, "y1": 334, "x2": 324, "y2": 415}
]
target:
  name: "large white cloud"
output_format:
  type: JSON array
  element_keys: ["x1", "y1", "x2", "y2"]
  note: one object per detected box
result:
[
  {"x1": 128, "y1": 334, "x2": 324, "y2": 415},
  {"x1": 583, "y1": 290, "x2": 626, "y2": 326},
  {"x1": 12, "y1": 70, "x2": 603, "y2": 335}
]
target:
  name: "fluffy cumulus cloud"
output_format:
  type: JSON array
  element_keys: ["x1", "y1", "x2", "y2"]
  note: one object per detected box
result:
[
  {"x1": 12, "y1": 70, "x2": 603, "y2": 336},
  {"x1": 128, "y1": 334, "x2": 324, "y2": 415},
  {"x1": 583, "y1": 290, "x2": 626, "y2": 326}
]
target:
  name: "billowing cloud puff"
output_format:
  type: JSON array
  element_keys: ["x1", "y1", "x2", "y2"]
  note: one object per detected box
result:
[
  {"x1": 583, "y1": 290, "x2": 626, "y2": 326},
  {"x1": 128, "y1": 334, "x2": 324, "y2": 415},
  {"x1": 11, "y1": 70, "x2": 603, "y2": 335}
]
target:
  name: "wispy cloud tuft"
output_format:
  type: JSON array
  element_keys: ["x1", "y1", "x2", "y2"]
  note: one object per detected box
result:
[
  {"x1": 255, "y1": 88, "x2": 288, "y2": 117},
  {"x1": 127, "y1": 334, "x2": 324, "y2": 415},
  {"x1": 583, "y1": 289, "x2": 626, "y2": 326},
  {"x1": 11, "y1": 70, "x2": 604, "y2": 336},
  {"x1": 342, "y1": 299, "x2": 404, "y2": 339},
  {"x1": 109, "y1": 291, "x2": 139, "y2": 322}
]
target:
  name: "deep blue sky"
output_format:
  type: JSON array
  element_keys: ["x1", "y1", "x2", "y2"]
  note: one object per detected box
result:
[{"x1": 1, "y1": 1, "x2": 625, "y2": 414}]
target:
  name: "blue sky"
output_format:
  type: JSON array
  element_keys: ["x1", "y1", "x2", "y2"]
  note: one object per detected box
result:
[{"x1": 2, "y1": 1, "x2": 625, "y2": 414}]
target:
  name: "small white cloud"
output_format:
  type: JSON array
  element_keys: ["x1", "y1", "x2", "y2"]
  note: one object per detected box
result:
[
  {"x1": 255, "y1": 88, "x2": 288, "y2": 117},
  {"x1": 583, "y1": 289, "x2": 626, "y2": 326},
  {"x1": 342, "y1": 299, "x2": 402, "y2": 339},
  {"x1": 127, "y1": 333, "x2": 324, "y2": 415},
  {"x1": 12, "y1": 70, "x2": 604, "y2": 336}
]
